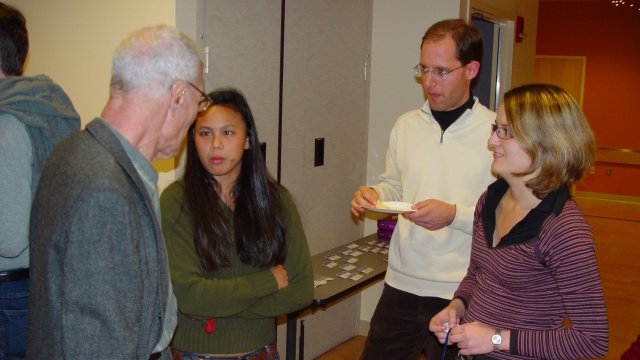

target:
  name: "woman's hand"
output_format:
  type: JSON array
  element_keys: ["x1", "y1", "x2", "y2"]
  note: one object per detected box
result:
[
  {"x1": 270, "y1": 265, "x2": 289, "y2": 289},
  {"x1": 429, "y1": 298, "x2": 465, "y2": 344},
  {"x1": 450, "y1": 322, "x2": 509, "y2": 356}
]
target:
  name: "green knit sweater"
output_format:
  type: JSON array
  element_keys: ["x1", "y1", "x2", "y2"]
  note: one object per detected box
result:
[{"x1": 160, "y1": 181, "x2": 313, "y2": 354}]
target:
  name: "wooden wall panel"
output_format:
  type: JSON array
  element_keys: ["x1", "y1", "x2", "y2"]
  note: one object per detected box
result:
[
  {"x1": 537, "y1": 1, "x2": 640, "y2": 160},
  {"x1": 534, "y1": 55, "x2": 585, "y2": 106},
  {"x1": 575, "y1": 194, "x2": 640, "y2": 359}
]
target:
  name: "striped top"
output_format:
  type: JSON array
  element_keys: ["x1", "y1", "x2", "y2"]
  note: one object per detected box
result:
[{"x1": 455, "y1": 179, "x2": 608, "y2": 359}]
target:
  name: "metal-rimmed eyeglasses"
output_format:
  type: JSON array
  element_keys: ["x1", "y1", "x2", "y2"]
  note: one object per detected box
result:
[
  {"x1": 491, "y1": 123, "x2": 514, "y2": 140},
  {"x1": 413, "y1": 63, "x2": 466, "y2": 79},
  {"x1": 188, "y1": 82, "x2": 213, "y2": 113}
]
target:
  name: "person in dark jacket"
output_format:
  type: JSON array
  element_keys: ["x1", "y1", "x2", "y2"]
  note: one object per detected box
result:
[{"x1": 27, "y1": 25, "x2": 203, "y2": 360}]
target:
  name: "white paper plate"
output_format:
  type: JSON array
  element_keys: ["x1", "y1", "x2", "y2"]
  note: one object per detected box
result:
[{"x1": 363, "y1": 201, "x2": 415, "y2": 214}]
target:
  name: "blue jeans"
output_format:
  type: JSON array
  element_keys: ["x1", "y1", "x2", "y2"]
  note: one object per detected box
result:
[{"x1": 0, "y1": 279, "x2": 28, "y2": 359}]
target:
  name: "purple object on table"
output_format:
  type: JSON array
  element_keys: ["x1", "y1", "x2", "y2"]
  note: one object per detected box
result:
[{"x1": 377, "y1": 217, "x2": 397, "y2": 240}]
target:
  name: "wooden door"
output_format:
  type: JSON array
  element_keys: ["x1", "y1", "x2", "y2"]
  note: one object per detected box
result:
[{"x1": 534, "y1": 55, "x2": 586, "y2": 107}]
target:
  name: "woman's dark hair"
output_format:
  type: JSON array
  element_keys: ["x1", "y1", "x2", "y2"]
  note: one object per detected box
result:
[{"x1": 183, "y1": 87, "x2": 286, "y2": 271}]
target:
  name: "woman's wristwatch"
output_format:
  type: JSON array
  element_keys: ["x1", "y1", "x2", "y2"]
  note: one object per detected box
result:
[{"x1": 491, "y1": 329, "x2": 502, "y2": 351}]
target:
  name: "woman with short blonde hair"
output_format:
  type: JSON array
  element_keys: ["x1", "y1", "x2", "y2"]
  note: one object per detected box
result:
[
  {"x1": 430, "y1": 84, "x2": 608, "y2": 360},
  {"x1": 503, "y1": 84, "x2": 596, "y2": 198}
]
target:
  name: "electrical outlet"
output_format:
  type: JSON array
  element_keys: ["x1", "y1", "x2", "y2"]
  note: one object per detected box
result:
[
  {"x1": 314, "y1": 138, "x2": 324, "y2": 167},
  {"x1": 606, "y1": 168, "x2": 612, "y2": 176}
]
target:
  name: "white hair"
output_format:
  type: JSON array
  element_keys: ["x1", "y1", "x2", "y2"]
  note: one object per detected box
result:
[{"x1": 110, "y1": 24, "x2": 202, "y2": 97}]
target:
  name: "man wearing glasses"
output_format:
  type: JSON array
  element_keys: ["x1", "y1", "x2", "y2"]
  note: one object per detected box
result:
[
  {"x1": 351, "y1": 19, "x2": 495, "y2": 360},
  {"x1": 27, "y1": 25, "x2": 203, "y2": 360}
]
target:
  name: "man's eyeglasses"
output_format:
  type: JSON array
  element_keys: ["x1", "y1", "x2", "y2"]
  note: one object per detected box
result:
[
  {"x1": 413, "y1": 64, "x2": 466, "y2": 79},
  {"x1": 188, "y1": 82, "x2": 213, "y2": 113},
  {"x1": 491, "y1": 123, "x2": 514, "y2": 140}
]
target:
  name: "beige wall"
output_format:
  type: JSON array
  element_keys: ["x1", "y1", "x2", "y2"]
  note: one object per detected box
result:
[
  {"x1": 6, "y1": 0, "x2": 183, "y2": 188},
  {"x1": 7, "y1": 0, "x2": 175, "y2": 124},
  {"x1": 470, "y1": 0, "x2": 539, "y2": 87}
]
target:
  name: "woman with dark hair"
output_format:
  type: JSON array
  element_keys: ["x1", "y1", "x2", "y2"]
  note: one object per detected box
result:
[
  {"x1": 161, "y1": 87, "x2": 313, "y2": 360},
  {"x1": 429, "y1": 84, "x2": 608, "y2": 359}
]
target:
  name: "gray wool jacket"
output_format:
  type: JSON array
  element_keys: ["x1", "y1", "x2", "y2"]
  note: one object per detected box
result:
[{"x1": 27, "y1": 118, "x2": 172, "y2": 360}]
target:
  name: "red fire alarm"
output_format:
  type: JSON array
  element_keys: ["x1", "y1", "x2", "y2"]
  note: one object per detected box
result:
[{"x1": 515, "y1": 16, "x2": 525, "y2": 42}]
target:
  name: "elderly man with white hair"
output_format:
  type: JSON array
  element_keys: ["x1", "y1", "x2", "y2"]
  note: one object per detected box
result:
[{"x1": 27, "y1": 25, "x2": 206, "y2": 360}]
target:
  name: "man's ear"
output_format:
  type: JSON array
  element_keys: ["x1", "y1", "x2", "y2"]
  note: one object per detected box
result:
[
  {"x1": 465, "y1": 60, "x2": 481, "y2": 80},
  {"x1": 172, "y1": 82, "x2": 188, "y2": 107}
]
